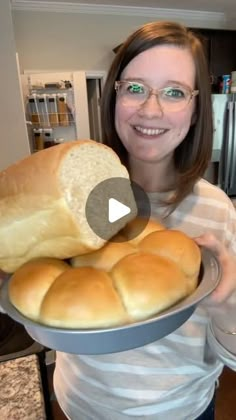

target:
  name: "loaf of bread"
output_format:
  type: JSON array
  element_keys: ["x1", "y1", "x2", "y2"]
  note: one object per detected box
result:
[
  {"x1": 9, "y1": 220, "x2": 201, "y2": 329},
  {"x1": 0, "y1": 140, "x2": 136, "y2": 273}
]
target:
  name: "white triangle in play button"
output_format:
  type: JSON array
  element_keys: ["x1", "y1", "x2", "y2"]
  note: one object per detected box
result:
[{"x1": 108, "y1": 198, "x2": 131, "y2": 223}]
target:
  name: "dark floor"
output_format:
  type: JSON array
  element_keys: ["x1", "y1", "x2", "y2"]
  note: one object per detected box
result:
[{"x1": 46, "y1": 365, "x2": 236, "y2": 419}]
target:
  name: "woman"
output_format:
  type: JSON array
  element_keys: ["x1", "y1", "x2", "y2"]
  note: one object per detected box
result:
[{"x1": 54, "y1": 21, "x2": 236, "y2": 419}]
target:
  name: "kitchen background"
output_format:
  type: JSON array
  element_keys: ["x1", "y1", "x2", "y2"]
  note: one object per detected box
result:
[
  {"x1": 1, "y1": 0, "x2": 236, "y2": 171},
  {"x1": 1, "y1": 1, "x2": 236, "y2": 419}
]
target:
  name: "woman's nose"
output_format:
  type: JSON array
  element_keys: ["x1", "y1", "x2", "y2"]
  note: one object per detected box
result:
[{"x1": 138, "y1": 94, "x2": 164, "y2": 118}]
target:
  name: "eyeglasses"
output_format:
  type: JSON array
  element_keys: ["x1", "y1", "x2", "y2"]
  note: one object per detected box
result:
[{"x1": 115, "y1": 80, "x2": 199, "y2": 112}]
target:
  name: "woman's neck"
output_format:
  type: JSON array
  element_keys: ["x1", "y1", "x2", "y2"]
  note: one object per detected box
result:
[{"x1": 128, "y1": 156, "x2": 176, "y2": 193}]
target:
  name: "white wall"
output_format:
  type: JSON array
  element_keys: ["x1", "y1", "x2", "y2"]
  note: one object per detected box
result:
[
  {"x1": 12, "y1": 11, "x2": 154, "y2": 73},
  {"x1": 0, "y1": 2, "x2": 30, "y2": 170},
  {"x1": 12, "y1": 10, "x2": 222, "y2": 74}
]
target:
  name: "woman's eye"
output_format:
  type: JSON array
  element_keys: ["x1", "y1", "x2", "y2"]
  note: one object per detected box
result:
[
  {"x1": 127, "y1": 83, "x2": 145, "y2": 94},
  {"x1": 164, "y1": 88, "x2": 186, "y2": 98}
]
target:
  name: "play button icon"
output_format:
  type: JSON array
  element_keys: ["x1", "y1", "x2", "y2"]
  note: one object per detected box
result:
[
  {"x1": 108, "y1": 198, "x2": 131, "y2": 223},
  {"x1": 85, "y1": 177, "x2": 151, "y2": 242}
]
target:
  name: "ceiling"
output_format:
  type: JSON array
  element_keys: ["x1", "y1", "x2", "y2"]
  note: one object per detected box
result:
[{"x1": 12, "y1": 0, "x2": 236, "y2": 15}]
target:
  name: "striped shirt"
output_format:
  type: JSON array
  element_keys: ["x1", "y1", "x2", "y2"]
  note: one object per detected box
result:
[{"x1": 54, "y1": 179, "x2": 236, "y2": 420}]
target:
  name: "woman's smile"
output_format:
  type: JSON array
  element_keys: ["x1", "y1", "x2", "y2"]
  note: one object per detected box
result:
[{"x1": 133, "y1": 125, "x2": 168, "y2": 138}]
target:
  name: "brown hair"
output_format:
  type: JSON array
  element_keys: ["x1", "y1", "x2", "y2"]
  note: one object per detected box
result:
[{"x1": 101, "y1": 21, "x2": 213, "y2": 210}]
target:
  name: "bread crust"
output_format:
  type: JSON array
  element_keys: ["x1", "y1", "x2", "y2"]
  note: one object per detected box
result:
[{"x1": 0, "y1": 140, "x2": 119, "y2": 198}]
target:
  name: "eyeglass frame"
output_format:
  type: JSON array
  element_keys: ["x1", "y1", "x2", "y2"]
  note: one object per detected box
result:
[{"x1": 114, "y1": 80, "x2": 199, "y2": 112}]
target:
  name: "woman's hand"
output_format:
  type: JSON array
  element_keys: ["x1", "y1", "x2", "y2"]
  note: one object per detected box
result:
[
  {"x1": 195, "y1": 233, "x2": 236, "y2": 354},
  {"x1": 194, "y1": 233, "x2": 236, "y2": 304}
]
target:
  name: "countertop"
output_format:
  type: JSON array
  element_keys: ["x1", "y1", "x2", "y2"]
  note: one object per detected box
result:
[{"x1": 0, "y1": 353, "x2": 46, "y2": 419}]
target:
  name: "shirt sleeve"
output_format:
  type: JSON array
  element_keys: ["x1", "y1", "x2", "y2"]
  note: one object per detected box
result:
[
  {"x1": 207, "y1": 199, "x2": 236, "y2": 367},
  {"x1": 222, "y1": 199, "x2": 236, "y2": 254},
  {"x1": 207, "y1": 321, "x2": 236, "y2": 370}
]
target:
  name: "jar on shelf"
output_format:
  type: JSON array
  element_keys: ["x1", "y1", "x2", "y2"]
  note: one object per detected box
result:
[
  {"x1": 43, "y1": 129, "x2": 54, "y2": 148},
  {"x1": 28, "y1": 95, "x2": 40, "y2": 125},
  {"x1": 33, "y1": 129, "x2": 44, "y2": 151},
  {"x1": 47, "y1": 94, "x2": 59, "y2": 126},
  {"x1": 57, "y1": 93, "x2": 69, "y2": 126}
]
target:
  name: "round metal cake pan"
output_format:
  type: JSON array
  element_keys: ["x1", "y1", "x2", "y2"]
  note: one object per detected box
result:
[{"x1": 0, "y1": 248, "x2": 221, "y2": 355}]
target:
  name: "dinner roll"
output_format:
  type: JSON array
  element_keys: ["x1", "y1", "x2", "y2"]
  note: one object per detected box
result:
[
  {"x1": 9, "y1": 258, "x2": 70, "y2": 321},
  {"x1": 111, "y1": 253, "x2": 189, "y2": 321},
  {"x1": 121, "y1": 217, "x2": 165, "y2": 245},
  {"x1": 71, "y1": 237, "x2": 137, "y2": 271},
  {"x1": 40, "y1": 267, "x2": 129, "y2": 328},
  {"x1": 139, "y1": 230, "x2": 201, "y2": 292}
]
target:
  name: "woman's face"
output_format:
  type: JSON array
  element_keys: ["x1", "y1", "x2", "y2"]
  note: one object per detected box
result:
[{"x1": 115, "y1": 45, "x2": 196, "y2": 164}]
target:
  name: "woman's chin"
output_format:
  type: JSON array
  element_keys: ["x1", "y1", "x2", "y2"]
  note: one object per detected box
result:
[{"x1": 130, "y1": 150, "x2": 163, "y2": 163}]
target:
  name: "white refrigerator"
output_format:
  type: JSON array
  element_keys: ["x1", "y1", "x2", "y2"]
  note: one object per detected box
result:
[
  {"x1": 21, "y1": 70, "x2": 106, "y2": 153},
  {"x1": 212, "y1": 93, "x2": 236, "y2": 197}
]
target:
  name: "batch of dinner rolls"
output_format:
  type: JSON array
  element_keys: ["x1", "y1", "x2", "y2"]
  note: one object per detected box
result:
[{"x1": 9, "y1": 217, "x2": 201, "y2": 329}]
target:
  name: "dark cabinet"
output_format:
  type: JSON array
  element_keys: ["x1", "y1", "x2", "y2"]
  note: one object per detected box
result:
[
  {"x1": 191, "y1": 28, "x2": 236, "y2": 90},
  {"x1": 209, "y1": 30, "x2": 236, "y2": 76}
]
